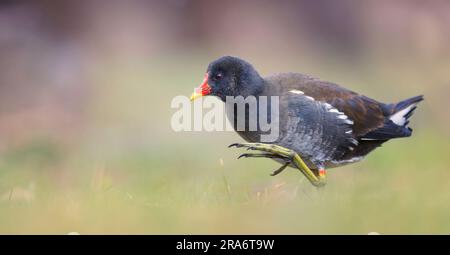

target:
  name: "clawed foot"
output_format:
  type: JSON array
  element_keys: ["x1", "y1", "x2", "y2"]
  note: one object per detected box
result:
[
  {"x1": 236, "y1": 152, "x2": 287, "y2": 160},
  {"x1": 229, "y1": 143, "x2": 295, "y2": 158},
  {"x1": 230, "y1": 143, "x2": 294, "y2": 176},
  {"x1": 235, "y1": 152, "x2": 291, "y2": 176},
  {"x1": 229, "y1": 142, "x2": 327, "y2": 187}
]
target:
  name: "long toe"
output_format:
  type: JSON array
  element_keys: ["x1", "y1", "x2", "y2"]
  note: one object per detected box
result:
[
  {"x1": 228, "y1": 143, "x2": 243, "y2": 148},
  {"x1": 270, "y1": 162, "x2": 290, "y2": 176}
]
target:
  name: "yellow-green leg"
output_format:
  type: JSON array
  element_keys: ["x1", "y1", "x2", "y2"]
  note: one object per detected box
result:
[{"x1": 229, "y1": 142, "x2": 327, "y2": 187}]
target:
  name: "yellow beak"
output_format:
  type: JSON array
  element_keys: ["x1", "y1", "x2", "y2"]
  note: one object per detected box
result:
[
  {"x1": 190, "y1": 73, "x2": 211, "y2": 101},
  {"x1": 190, "y1": 91, "x2": 203, "y2": 101}
]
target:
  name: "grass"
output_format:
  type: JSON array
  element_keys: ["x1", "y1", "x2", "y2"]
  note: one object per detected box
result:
[
  {"x1": 0, "y1": 129, "x2": 448, "y2": 234},
  {"x1": 0, "y1": 55, "x2": 448, "y2": 234}
]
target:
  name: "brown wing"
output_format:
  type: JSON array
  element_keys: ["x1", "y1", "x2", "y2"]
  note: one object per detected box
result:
[
  {"x1": 295, "y1": 78, "x2": 390, "y2": 162},
  {"x1": 264, "y1": 73, "x2": 393, "y2": 163},
  {"x1": 288, "y1": 76, "x2": 386, "y2": 137},
  {"x1": 265, "y1": 73, "x2": 387, "y2": 137}
]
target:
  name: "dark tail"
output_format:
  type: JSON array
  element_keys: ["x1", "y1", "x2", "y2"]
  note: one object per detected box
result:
[{"x1": 363, "y1": 95, "x2": 423, "y2": 140}]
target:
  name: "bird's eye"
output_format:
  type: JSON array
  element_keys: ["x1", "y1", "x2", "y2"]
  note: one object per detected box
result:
[{"x1": 214, "y1": 73, "x2": 223, "y2": 80}]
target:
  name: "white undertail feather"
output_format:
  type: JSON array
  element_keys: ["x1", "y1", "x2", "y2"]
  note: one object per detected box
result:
[{"x1": 389, "y1": 104, "x2": 417, "y2": 126}]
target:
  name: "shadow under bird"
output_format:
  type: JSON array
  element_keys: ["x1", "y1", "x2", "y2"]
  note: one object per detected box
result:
[{"x1": 190, "y1": 56, "x2": 423, "y2": 187}]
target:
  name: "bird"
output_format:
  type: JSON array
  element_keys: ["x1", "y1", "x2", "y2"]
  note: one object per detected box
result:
[{"x1": 190, "y1": 56, "x2": 423, "y2": 187}]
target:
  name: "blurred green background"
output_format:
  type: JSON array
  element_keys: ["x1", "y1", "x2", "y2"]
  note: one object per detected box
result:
[{"x1": 0, "y1": 0, "x2": 449, "y2": 234}]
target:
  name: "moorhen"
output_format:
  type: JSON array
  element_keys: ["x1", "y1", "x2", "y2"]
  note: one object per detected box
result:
[{"x1": 190, "y1": 56, "x2": 423, "y2": 187}]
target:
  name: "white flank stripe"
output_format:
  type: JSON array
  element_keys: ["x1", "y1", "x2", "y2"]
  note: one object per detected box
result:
[
  {"x1": 333, "y1": 156, "x2": 364, "y2": 164},
  {"x1": 324, "y1": 103, "x2": 333, "y2": 109},
  {"x1": 289, "y1": 89, "x2": 304, "y2": 95}
]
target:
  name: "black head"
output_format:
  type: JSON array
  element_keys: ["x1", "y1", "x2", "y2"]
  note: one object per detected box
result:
[{"x1": 190, "y1": 56, "x2": 264, "y2": 101}]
